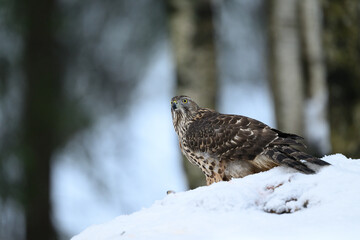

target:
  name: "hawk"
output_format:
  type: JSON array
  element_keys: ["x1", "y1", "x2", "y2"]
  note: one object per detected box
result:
[{"x1": 171, "y1": 95, "x2": 330, "y2": 185}]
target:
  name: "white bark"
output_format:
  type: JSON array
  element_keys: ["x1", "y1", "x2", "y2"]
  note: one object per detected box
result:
[
  {"x1": 269, "y1": 0, "x2": 304, "y2": 135},
  {"x1": 300, "y1": 0, "x2": 331, "y2": 154}
]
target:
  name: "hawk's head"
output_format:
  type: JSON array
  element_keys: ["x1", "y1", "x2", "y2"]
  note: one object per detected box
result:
[{"x1": 171, "y1": 96, "x2": 199, "y2": 133}]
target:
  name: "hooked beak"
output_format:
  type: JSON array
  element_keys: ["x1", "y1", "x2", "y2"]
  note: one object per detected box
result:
[{"x1": 171, "y1": 101, "x2": 178, "y2": 110}]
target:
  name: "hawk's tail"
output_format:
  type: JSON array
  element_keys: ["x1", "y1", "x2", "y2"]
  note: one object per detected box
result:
[{"x1": 263, "y1": 146, "x2": 330, "y2": 174}]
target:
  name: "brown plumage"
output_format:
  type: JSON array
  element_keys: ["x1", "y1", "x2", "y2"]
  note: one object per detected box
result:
[{"x1": 171, "y1": 95, "x2": 330, "y2": 185}]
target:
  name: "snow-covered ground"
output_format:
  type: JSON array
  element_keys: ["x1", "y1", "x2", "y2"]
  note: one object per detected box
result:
[{"x1": 72, "y1": 154, "x2": 360, "y2": 240}]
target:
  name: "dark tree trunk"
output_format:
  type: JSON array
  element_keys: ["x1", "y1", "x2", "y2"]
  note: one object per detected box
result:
[
  {"x1": 19, "y1": 0, "x2": 61, "y2": 239},
  {"x1": 165, "y1": 0, "x2": 218, "y2": 188},
  {"x1": 322, "y1": 0, "x2": 360, "y2": 158}
]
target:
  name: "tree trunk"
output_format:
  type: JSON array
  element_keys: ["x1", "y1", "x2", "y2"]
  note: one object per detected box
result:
[
  {"x1": 19, "y1": 0, "x2": 60, "y2": 239},
  {"x1": 165, "y1": 0, "x2": 218, "y2": 188},
  {"x1": 322, "y1": 0, "x2": 360, "y2": 158},
  {"x1": 268, "y1": 0, "x2": 305, "y2": 136},
  {"x1": 299, "y1": 0, "x2": 330, "y2": 155},
  {"x1": 268, "y1": 0, "x2": 331, "y2": 156}
]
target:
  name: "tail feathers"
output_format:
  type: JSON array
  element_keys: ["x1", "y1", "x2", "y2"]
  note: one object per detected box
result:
[
  {"x1": 263, "y1": 146, "x2": 330, "y2": 174},
  {"x1": 283, "y1": 147, "x2": 330, "y2": 166},
  {"x1": 307, "y1": 158, "x2": 331, "y2": 166},
  {"x1": 281, "y1": 158, "x2": 315, "y2": 174}
]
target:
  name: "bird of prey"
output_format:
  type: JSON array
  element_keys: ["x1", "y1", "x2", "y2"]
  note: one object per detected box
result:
[{"x1": 171, "y1": 95, "x2": 330, "y2": 185}]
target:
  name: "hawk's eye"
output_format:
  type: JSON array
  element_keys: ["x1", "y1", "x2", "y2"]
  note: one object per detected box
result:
[{"x1": 182, "y1": 99, "x2": 188, "y2": 103}]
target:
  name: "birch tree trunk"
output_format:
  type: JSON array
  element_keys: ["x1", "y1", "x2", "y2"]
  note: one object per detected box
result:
[
  {"x1": 268, "y1": 0, "x2": 305, "y2": 136},
  {"x1": 268, "y1": 0, "x2": 330, "y2": 155},
  {"x1": 165, "y1": 0, "x2": 218, "y2": 188},
  {"x1": 300, "y1": 0, "x2": 330, "y2": 155}
]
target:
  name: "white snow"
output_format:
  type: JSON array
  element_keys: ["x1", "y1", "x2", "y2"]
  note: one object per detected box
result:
[{"x1": 72, "y1": 154, "x2": 360, "y2": 240}]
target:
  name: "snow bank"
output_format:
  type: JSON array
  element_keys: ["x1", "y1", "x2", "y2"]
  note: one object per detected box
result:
[{"x1": 72, "y1": 154, "x2": 360, "y2": 240}]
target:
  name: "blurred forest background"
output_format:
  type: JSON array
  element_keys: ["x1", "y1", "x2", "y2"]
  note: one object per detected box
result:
[{"x1": 0, "y1": 0, "x2": 359, "y2": 239}]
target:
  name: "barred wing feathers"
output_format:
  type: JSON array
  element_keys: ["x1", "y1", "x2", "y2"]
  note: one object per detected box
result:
[{"x1": 185, "y1": 109, "x2": 329, "y2": 174}]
